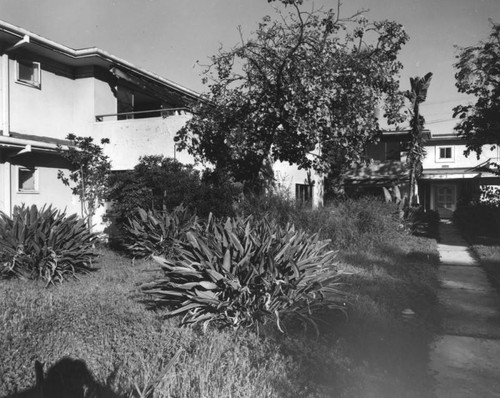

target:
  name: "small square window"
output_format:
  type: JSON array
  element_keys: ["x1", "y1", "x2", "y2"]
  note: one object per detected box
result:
[
  {"x1": 16, "y1": 60, "x2": 41, "y2": 88},
  {"x1": 436, "y1": 146, "x2": 454, "y2": 162},
  {"x1": 18, "y1": 167, "x2": 38, "y2": 193},
  {"x1": 440, "y1": 147, "x2": 452, "y2": 159}
]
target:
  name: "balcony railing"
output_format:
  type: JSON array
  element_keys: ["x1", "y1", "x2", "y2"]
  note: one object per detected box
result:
[{"x1": 95, "y1": 107, "x2": 191, "y2": 122}]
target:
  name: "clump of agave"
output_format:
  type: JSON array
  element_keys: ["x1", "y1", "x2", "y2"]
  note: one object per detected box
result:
[
  {"x1": 142, "y1": 214, "x2": 345, "y2": 332},
  {"x1": 0, "y1": 205, "x2": 97, "y2": 285},
  {"x1": 122, "y1": 205, "x2": 195, "y2": 258}
]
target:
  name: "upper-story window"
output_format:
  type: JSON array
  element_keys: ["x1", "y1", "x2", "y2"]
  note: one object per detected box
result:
[
  {"x1": 16, "y1": 60, "x2": 41, "y2": 88},
  {"x1": 437, "y1": 146, "x2": 454, "y2": 162}
]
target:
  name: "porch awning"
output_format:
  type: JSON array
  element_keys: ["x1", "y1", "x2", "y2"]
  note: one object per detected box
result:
[
  {"x1": 345, "y1": 160, "x2": 410, "y2": 186},
  {"x1": 421, "y1": 168, "x2": 497, "y2": 180}
]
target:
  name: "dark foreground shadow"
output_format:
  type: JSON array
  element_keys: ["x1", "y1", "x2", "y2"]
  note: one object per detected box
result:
[{"x1": 3, "y1": 357, "x2": 123, "y2": 398}]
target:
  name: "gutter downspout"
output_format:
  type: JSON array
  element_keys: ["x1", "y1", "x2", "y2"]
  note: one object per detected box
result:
[{"x1": 1, "y1": 34, "x2": 30, "y2": 216}]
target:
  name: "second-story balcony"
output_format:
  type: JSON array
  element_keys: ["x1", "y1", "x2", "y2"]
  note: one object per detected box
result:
[{"x1": 92, "y1": 108, "x2": 194, "y2": 170}]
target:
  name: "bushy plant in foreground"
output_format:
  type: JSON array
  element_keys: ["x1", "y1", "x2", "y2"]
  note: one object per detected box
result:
[
  {"x1": 0, "y1": 205, "x2": 96, "y2": 284},
  {"x1": 142, "y1": 214, "x2": 345, "y2": 331},
  {"x1": 122, "y1": 205, "x2": 196, "y2": 258}
]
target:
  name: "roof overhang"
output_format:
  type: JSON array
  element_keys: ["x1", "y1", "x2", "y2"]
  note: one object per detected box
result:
[
  {"x1": 345, "y1": 160, "x2": 410, "y2": 182},
  {"x1": 0, "y1": 20, "x2": 201, "y2": 104},
  {"x1": 380, "y1": 129, "x2": 431, "y2": 141},
  {"x1": 0, "y1": 132, "x2": 70, "y2": 154}
]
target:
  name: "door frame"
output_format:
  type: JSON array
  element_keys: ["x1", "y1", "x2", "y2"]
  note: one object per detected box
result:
[{"x1": 432, "y1": 183, "x2": 457, "y2": 218}]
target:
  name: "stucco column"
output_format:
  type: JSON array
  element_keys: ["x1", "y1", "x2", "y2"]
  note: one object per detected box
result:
[
  {"x1": 312, "y1": 173, "x2": 324, "y2": 208},
  {"x1": 1, "y1": 53, "x2": 9, "y2": 136},
  {"x1": 0, "y1": 53, "x2": 11, "y2": 215}
]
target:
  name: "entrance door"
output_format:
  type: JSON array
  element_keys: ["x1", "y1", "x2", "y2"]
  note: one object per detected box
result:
[{"x1": 436, "y1": 184, "x2": 456, "y2": 218}]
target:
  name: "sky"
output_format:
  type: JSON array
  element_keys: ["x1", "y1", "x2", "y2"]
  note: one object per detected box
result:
[{"x1": 1, "y1": 0, "x2": 499, "y2": 135}]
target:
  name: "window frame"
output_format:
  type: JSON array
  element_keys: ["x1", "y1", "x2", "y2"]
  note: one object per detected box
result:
[
  {"x1": 295, "y1": 183, "x2": 313, "y2": 204},
  {"x1": 17, "y1": 166, "x2": 39, "y2": 194},
  {"x1": 15, "y1": 59, "x2": 41, "y2": 89},
  {"x1": 436, "y1": 146, "x2": 454, "y2": 163}
]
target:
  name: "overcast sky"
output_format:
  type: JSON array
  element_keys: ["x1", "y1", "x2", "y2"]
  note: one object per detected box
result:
[{"x1": 1, "y1": 0, "x2": 499, "y2": 135}]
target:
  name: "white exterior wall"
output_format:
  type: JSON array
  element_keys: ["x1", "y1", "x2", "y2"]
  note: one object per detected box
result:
[
  {"x1": 273, "y1": 160, "x2": 323, "y2": 207},
  {"x1": 10, "y1": 164, "x2": 80, "y2": 215},
  {"x1": 94, "y1": 78, "x2": 117, "y2": 119},
  {"x1": 9, "y1": 59, "x2": 77, "y2": 139},
  {"x1": 72, "y1": 77, "x2": 97, "y2": 137},
  {"x1": 92, "y1": 114, "x2": 195, "y2": 170},
  {"x1": 422, "y1": 142, "x2": 500, "y2": 170}
]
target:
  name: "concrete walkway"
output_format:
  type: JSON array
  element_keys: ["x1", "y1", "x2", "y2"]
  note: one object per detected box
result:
[{"x1": 429, "y1": 220, "x2": 500, "y2": 397}]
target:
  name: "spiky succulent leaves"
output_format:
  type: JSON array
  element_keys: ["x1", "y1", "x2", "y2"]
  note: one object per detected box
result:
[
  {"x1": 122, "y1": 205, "x2": 196, "y2": 258},
  {"x1": 142, "y1": 215, "x2": 344, "y2": 331},
  {"x1": 0, "y1": 204, "x2": 97, "y2": 285}
]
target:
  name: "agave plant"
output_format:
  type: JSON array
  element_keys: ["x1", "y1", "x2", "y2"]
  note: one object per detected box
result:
[
  {"x1": 142, "y1": 214, "x2": 345, "y2": 332},
  {"x1": 0, "y1": 204, "x2": 97, "y2": 285},
  {"x1": 122, "y1": 205, "x2": 196, "y2": 258}
]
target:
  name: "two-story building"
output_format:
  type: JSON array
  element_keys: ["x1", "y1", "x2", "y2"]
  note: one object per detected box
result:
[
  {"x1": 0, "y1": 20, "x2": 323, "y2": 224},
  {"x1": 0, "y1": 19, "x2": 203, "y2": 223},
  {"x1": 345, "y1": 128, "x2": 500, "y2": 218},
  {"x1": 419, "y1": 133, "x2": 500, "y2": 218}
]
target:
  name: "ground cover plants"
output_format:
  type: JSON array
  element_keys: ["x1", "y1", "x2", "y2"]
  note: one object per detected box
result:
[{"x1": 0, "y1": 196, "x2": 440, "y2": 397}]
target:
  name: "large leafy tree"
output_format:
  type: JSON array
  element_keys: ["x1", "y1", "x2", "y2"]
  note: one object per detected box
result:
[
  {"x1": 453, "y1": 22, "x2": 500, "y2": 169},
  {"x1": 176, "y1": 0, "x2": 409, "y2": 192}
]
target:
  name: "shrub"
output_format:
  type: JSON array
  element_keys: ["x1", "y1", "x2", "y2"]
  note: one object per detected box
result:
[
  {"x1": 404, "y1": 206, "x2": 440, "y2": 238},
  {"x1": 237, "y1": 189, "x2": 300, "y2": 226},
  {"x1": 106, "y1": 156, "x2": 201, "y2": 220},
  {"x1": 194, "y1": 169, "x2": 243, "y2": 218},
  {"x1": 122, "y1": 205, "x2": 196, "y2": 258},
  {"x1": 142, "y1": 215, "x2": 345, "y2": 331},
  {"x1": 286, "y1": 197, "x2": 401, "y2": 251},
  {"x1": 454, "y1": 205, "x2": 500, "y2": 238},
  {"x1": 105, "y1": 158, "x2": 242, "y2": 240},
  {"x1": 0, "y1": 205, "x2": 97, "y2": 284}
]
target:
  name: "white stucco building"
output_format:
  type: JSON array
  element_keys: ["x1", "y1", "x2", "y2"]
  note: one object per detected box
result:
[
  {"x1": 345, "y1": 129, "x2": 500, "y2": 218},
  {"x1": 0, "y1": 20, "x2": 322, "y2": 224}
]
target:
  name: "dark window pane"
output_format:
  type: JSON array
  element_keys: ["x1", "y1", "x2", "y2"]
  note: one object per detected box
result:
[{"x1": 19, "y1": 169, "x2": 36, "y2": 191}]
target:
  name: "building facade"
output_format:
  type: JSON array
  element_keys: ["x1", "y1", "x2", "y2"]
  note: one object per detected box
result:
[
  {"x1": 0, "y1": 20, "x2": 323, "y2": 225},
  {"x1": 420, "y1": 134, "x2": 500, "y2": 218},
  {"x1": 345, "y1": 129, "x2": 500, "y2": 218}
]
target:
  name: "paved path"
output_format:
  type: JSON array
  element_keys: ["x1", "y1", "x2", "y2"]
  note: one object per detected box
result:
[{"x1": 429, "y1": 220, "x2": 500, "y2": 397}]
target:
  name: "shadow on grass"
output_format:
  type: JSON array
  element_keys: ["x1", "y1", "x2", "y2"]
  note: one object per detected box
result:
[{"x1": 2, "y1": 357, "x2": 123, "y2": 398}]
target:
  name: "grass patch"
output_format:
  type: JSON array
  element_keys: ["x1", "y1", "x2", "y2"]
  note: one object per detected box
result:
[
  {"x1": 470, "y1": 242, "x2": 500, "y2": 295},
  {"x1": 0, "y1": 250, "x2": 306, "y2": 397},
  {"x1": 0, "y1": 198, "x2": 440, "y2": 397},
  {"x1": 335, "y1": 233, "x2": 440, "y2": 397}
]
